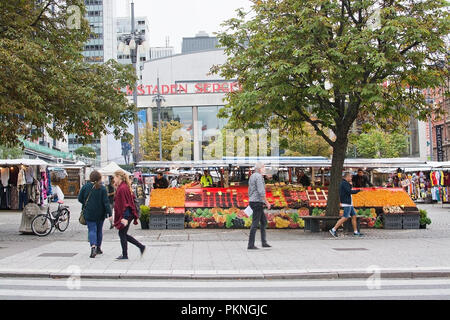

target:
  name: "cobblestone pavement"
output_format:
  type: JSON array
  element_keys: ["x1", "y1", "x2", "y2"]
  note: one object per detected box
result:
[{"x1": 0, "y1": 200, "x2": 449, "y2": 244}]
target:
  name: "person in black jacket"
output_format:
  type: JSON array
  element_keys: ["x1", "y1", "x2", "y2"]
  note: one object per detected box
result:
[
  {"x1": 352, "y1": 168, "x2": 373, "y2": 188},
  {"x1": 153, "y1": 173, "x2": 169, "y2": 189},
  {"x1": 329, "y1": 172, "x2": 363, "y2": 237},
  {"x1": 297, "y1": 170, "x2": 311, "y2": 187}
]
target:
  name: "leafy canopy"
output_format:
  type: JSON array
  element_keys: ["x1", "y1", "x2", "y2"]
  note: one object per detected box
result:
[{"x1": 0, "y1": 0, "x2": 137, "y2": 147}]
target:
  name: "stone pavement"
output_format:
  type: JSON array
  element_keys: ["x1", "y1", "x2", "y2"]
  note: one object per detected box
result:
[{"x1": 0, "y1": 200, "x2": 449, "y2": 279}]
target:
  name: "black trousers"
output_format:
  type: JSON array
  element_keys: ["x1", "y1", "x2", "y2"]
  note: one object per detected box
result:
[
  {"x1": 248, "y1": 202, "x2": 267, "y2": 247},
  {"x1": 118, "y1": 217, "x2": 144, "y2": 257}
]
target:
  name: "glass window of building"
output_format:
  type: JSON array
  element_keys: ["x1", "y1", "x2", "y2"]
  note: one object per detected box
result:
[
  {"x1": 198, "y1": 106, "x2": 228, "y2": 159},
  {"x1": 152, "y1": 107, "x2": 193, "y2": 134}
]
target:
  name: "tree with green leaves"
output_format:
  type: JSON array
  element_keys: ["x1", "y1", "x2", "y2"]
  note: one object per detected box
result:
[
  {"x1": 140, "y1": 121, "x2": 192, "y2": 161},
  {"x1": 281, "y1": 123, "x2": 333, "y2": 157},
  {"x1": 348, "y1": 128, "x2": 408, "y2": 158},
  {"x1": 0, "y1": 0, "x2": 137, "y2": 147},
  {"x1": 74, "y1": 146, "x2": 97, "y2": 159},
  {"x1": 212, "y1": 0, "x2": 449, "y2": 216},
  {"x1": 0, "y1": 145, "x2": 24, "y2": 159}
]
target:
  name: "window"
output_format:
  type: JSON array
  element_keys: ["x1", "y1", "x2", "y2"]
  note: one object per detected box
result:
[{"x1": 198, "y1": 106, "x2": 228, "y2": 159}]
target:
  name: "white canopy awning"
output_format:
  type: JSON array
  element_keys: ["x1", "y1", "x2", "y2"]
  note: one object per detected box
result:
[
  {"x1": 98, "y1": 161, "x2": 132, "y2": 176},
  {"x1": 0, "y1": 158, "x2": 49, "y2": 166}
]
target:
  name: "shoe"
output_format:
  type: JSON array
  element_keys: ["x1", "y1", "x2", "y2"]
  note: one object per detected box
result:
[
  {"x1": 116, "y1": 255, "x2": 128, "y2": 260},
  {"x1": 329, "y1": 229, "x2": 338, "y2": 238},
  {"x1": 262, "y1": 243, "x2": 271, "y2": 248},
  {"x1": 90, "y1": 247, "x2": 97, "y2": 258},
  {"x1": 96, "y1": 247, "x2": 103, "y2": 255},
  {"x1": 353, "y1": 232, "x2": 364, "y2": 237},
  {"x1": 140, "y1": 245, "x2": 146, "y2": 257},
  {"x1": 247, "y1": 246, "x2": 259, "y2": 250}
]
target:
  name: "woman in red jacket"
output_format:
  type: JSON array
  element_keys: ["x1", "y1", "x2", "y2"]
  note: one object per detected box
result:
[{"x1": 113, "y1": 170, "x2": 146, "y2": 260}]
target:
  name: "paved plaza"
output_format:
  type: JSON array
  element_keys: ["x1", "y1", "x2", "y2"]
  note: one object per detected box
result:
[{"x1": 0, "y1": 200, "x2": 449, "y2": 279}]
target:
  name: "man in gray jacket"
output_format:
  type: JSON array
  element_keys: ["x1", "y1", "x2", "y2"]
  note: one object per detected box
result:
[{"x1": 247, "y1": 162, "x2": 271, "y2": 250}]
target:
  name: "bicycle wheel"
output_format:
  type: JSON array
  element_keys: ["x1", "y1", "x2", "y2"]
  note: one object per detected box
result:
[
  {"x1": 56, "y1": 209, "x2": 70, "y2": 232},
  {"x1": 31, "y1": 214, "x2": 53, "y2": 236}
]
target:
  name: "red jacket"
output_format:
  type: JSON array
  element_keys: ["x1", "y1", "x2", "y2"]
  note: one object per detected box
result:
[{"x1": 114, "y1": 182, "x2": 139, "y2": 229}]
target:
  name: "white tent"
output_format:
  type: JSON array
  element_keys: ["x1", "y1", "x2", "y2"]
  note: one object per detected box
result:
[
  {"x1": 0, "y1": 158, "x2": 49, "y2": 166},
  {"x1": 98, "y1": 162, "x2": 132, "y2": 176}
]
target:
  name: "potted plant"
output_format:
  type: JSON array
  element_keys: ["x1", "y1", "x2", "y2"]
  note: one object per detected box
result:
[
  {"x1": 419, "y1": 209, "x2": 431, "y2": 229},
  {"x1": 139, "y1": 205, "x2": 150, "y2": 229}
]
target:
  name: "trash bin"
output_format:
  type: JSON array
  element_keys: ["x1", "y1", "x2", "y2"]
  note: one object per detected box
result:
[{"x1": 19, "y1": 203, "x2": 43, "y2": 234}]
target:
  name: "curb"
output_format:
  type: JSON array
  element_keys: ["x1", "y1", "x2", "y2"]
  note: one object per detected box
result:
[{"x1": 2, "y1": 270, "x2": 450, "y2": 280}]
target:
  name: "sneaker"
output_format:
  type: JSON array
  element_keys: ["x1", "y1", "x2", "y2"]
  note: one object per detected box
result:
[
  {"x1": 90, "y1": 247, "x2": 97, "y2": 258},
  {"x1": 353, "y1": 232, "x2": 364, "y2": 237},
  {"x1": 96, "y1": 247, "x2": 103, "y2": 255},
  {"x1": 329, "y1": 229, "x2": 338, "y2": 238},
  {"x1": 116, "y1": 255, "x2": 128, "y2": 260},
  {"x1": 140, "y1": 245, "x2": 146, "y2": 257},
  {"x1": 262, "y1": 243, "x2": 271, "y2": 248},
  {"x1": 247, "y1": 246, "x2": 259, "y2": 250}
]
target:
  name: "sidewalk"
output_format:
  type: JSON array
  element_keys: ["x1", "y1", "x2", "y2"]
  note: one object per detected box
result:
[{"x1": 1, "y1": 237, "x2": 450, "y2": 280}]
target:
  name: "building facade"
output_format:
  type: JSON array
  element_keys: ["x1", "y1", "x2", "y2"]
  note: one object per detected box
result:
[
  {"x1": 181, "y1": 31, "x2": 219, "y2": 54},
  {"x1": 150, "y1": 47, "x2": 175, "y2": 60}
]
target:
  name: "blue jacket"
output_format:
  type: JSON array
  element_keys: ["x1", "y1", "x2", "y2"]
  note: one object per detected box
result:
[{"x1": 340, "y1": 179, "x2": 360, "y2": 205}]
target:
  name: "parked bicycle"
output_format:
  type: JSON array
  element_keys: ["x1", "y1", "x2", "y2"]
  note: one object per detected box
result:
[{"x1": 31, "y1": 200, "x2": 71, "y2": 237}]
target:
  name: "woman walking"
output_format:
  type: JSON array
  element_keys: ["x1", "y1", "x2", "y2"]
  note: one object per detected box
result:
[
  {"x1": 78, "y1": 170, "x2": 112, "y2": 258},
  {"x1": 113, "y1": 170, "x2": 146, "y2": 260}
]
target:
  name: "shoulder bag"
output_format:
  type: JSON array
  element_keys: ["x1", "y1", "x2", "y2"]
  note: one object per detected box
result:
[{"x1": 79, "y1": 186, "x2": 94, "y2": 225}]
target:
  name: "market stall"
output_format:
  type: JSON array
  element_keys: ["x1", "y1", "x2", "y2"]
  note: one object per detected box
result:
[
  {"x1": 0, "y1": 158, "x2": 52, "y2": 211},
  {"x1": 48, "y1": 161, "x2": 87, "y2": 198}
]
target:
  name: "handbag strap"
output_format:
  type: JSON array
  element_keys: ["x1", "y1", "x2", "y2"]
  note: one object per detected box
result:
[{"x1": 82, "y1": 184, "x2": 95, "y2": 213}]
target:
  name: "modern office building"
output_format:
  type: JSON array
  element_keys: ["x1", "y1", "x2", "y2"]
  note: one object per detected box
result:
[
  {"x1": 181, "y1": 31, "x2": 219, "y2": 54},
  {"x1": 150, "y1": 47, "x2": 175, "y2": 60},
  {"x1": 68, "y1": 0, "x2": 117, "y2": 166}
]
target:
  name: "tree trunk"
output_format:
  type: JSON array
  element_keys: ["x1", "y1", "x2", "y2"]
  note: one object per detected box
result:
[{"x1": 326, "y1": 137, "x2": 348, "y2": 217}]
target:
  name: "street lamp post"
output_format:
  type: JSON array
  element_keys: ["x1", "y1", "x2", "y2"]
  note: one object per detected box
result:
[
  {"x1": 118, "y1": 1, "x2": 146, "y2": 166},
  {"x1": 152, "y1": 77, "x2": 165, "y2": 162}
]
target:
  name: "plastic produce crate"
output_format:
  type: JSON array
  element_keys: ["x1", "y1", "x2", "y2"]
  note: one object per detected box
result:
[
  {"x1": 166, "y1": 214, "x2": 185, "y2": 224},
  {"x1": 149, "y1": 223, "x2": 166, "y2": 230},
  {"x1": 167, "y1": 222, "x2": 185, "y2": 230},
  {"x1": 402, "y1": 213, "x2": 420, "y2": 229},
  {"x1": 383, "y1": 214, "x2": 403, "y2": 229},
  {"x1": 150, "y1": 215, "x2": 166, "y2": 224}
]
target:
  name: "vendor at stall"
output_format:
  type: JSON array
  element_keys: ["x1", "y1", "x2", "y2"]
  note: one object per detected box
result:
[
  {"x1": 153, "y1": 172, "x2": 169, "y2": 189},
  {"x1": 297, "y1": 170, "x2": 311, "y2": 187},
  {"x1": 200, "y1": 170, "x2": 213, "y2": 188},
  {"x1": 352, "y1": 168, "x2": 373, "y2": 187}
]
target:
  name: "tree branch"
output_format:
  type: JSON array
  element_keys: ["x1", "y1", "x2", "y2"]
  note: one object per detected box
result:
[
  {"x1": 294, "y1": 105, "x2": 335, "y2": 147},
  {"x1": 31, "y1": 0, "x2": 53, "y2": 27}
]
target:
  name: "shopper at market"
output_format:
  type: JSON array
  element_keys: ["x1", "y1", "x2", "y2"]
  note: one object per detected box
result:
[
  {"x1": 107, "y1": 176, "x2": 115, "y2": 229},
  {"x1": 352, "y1": 168, "x2": 373, "y2": 188},
  {"x1": 78, "y1": 170, "x2": 112, "y2": 258},
  {"x1": 247, "y1": 162, "x2": 272, "y2": 249},
  {"x1": 329, "y1": 172, "x2": 363, "y2": 238},
  {"x1": 153, "y1": 172, "x2": 169, "y2": 189},
  {"x1": 297, "y1": 170, "x2": 311, "y2": 187},
  {"x1": 201, "y1": 170, "x2": 213, "y2": 187},
  {"x1": 113, "y1": 170, "x2": 146, "y2": 260}
]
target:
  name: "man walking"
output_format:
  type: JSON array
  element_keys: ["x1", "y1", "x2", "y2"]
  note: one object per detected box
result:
[
  {"x1": 248, "y1": 162, "x2": 271, "y2": 249},
  {"x1": 329, "y1": 172, "x2": 363, "y2": 237}
]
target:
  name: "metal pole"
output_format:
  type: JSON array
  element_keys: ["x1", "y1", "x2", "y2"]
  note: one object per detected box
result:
[
  {"x1": 429, "y1": 116, "x2": 433, "y2": 161},
  {"x1": 131, "y1": 1, "x2": 140, "y2": 165},
  {"x1": 157, "y1": 77, "x2": 163, "y2": 162}
]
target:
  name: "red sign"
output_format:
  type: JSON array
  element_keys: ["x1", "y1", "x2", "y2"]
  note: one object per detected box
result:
[{"x1": 125, "y1": 81, "x2": 241, "y2": 96}]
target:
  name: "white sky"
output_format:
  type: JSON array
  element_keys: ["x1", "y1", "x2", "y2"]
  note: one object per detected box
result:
[{"x1": 115, "y1": 0, "x2": 253, "y2": 54}]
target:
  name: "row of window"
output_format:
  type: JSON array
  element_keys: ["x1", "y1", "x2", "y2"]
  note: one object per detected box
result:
[
  {"x1": 84, "y1": 44, "x2": 103, "y2": 51},
  {"x1": 85, "y1": 0, "x2": 103, "y2": 5},
  {"x1": 87, "y1": 10, "x2": 102, "y2": 17},
  {"x1": 84, "y1": 56, "x2": 104, "y2": 63}
]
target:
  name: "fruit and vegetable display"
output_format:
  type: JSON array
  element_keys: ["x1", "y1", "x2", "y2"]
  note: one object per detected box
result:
[
  {"x1": 185, "y1": 207, "x2": 304, "y2": 229},
  {"x1": 149, "y1": 188, "x2": 185, "y2": 207},
  {"x1": 353, "y1": 189, "x2": 415, "y2": 207},
  {"x1": 357, "y1": 208, "x2": 377, "y2": 228},
  {"x1": 382, "y1": 206, "x2": 404, "y2": 214},
  {"x1": 311, "y1": 207, "x2": 326, "y2": 216}
]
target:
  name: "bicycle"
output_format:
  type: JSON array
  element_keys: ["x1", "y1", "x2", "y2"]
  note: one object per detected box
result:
[{"x1": 31, "y1": 200, "x2": 71, "y2": 237}]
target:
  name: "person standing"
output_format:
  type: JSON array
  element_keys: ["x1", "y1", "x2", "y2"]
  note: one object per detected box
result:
[
  {"x1": 78, "y1": 171, "x2": 112, "y2": 258},
  {"x1": 113, "y1": 170, "x2": 146, "y2": 260},
  {"x1": 247, "y1": 162, "x2": 271, "y2": 250},
  {"x1": 352, "y1": 168, "x2": 373, "y2": 188},
  {"x1": 153, "y1": 172, "x2": 169, "y2": 189},
  {"x1": 329, "y1": 172, "x2": 363, "y2": 237},
  {"x1": 200, "y1": 170, "x2": 213, "y2": 188},
  {"x1": 297, "y1": 170, "x2": 311, "y2": 187},
  {"x1": 107, "y1": 176, "x2": 115, "y2": 229}
]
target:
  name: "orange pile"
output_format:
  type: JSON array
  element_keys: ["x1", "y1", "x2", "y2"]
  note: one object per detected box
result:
[
  {"x1": 353, "y1": 189, "x2": 415, "y2": 207},
  {"x1": 150, "y1": 188, "x2": 185, "y2": 207}
]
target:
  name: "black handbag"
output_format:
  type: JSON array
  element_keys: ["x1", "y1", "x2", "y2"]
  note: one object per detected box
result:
[{"x1": 79, "y1": 186, "x2": 94, "y2": 225}]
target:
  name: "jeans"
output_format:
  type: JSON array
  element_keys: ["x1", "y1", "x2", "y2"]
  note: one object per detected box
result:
[
  {"x1": 248, "y1": 202, "x2": 267, "y2": 247},
  {"x1": 86, "y1": 220, "x2": 105, "y2": 247},
  {"x1": 118, "y1": 215, "x2": 144, "y2": 257}
]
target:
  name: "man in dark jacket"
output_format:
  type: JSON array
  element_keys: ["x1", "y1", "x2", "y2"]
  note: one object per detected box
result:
[
  {"x1": 329, "y1": 172, "x2": 363, "y2": 237},
  {"x1": 153, "y1": 173, "x2": 169, "y2": 189},
  {"x1": 352, "y1": 168, "x2": 373, "y2": 188},
  {"x1": 297, "y1": 170, "x2": 311, "y2": 187}
]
